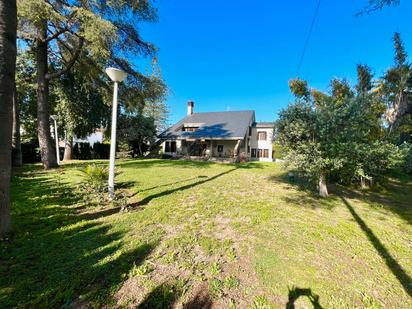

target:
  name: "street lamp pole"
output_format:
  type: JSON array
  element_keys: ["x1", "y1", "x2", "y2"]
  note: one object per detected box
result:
[
  {"x1": 51, "y1": 115, "x2": 60, "y2": 165},
  {"x1": 106, "y1": 67, "x2": 127, "y2": 200}
]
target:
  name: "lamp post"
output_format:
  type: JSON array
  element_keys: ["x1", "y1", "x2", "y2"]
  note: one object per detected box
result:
[
  {"x1": 105, "y1": 67, "x2": 127, "y2": 200},
  {"x1": 50, "y1": 115, "x2": 60, "y2": 165}
]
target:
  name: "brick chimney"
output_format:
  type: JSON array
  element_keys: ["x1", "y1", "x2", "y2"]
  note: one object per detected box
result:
[{"x1": 187, "y1": 100, "x2": 194, "y2": 115}]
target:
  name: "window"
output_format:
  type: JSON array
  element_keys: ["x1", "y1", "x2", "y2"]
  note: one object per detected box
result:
[
  {"x1": 165, "y1": 141, "x2": 176, "y2": 153},
  {"x1": 248, "y1": 127, "x2": 252, "y2": 136},
  {"x1": 247, "y1": 146, "x2": 250, "y2": 153},
  {"x1": 257, "y1": 131, "x2": 267, "y2": 141},
  {"x1": 183, "y1": 127, "x2": 198, "y2": 132},
  {"x1": 171, "y1": 141, "x2": 177, "y2": 153},
  {"x1": 217, "y1": 145, "x2": 224, "y2": 153},
  {"x1": 251, "y1": 148, "x2": 269, "y2": 158},
  {"x1": 251, "y1": 148, "x2": 257, "y2": 158}
]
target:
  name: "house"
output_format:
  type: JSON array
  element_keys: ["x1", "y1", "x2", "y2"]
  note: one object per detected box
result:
[
  {"x1": 158, "y1": 101, "x2": 274, "y2": 162},
  {"x1": 56, "y1": 129, "x2": 105, "y2": 148},
  {"x1": 73, "y1": 129, "x2": 105, "y2": 147}
]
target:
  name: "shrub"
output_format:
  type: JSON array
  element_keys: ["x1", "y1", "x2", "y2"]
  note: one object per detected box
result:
[
  {"x1": 92, "y1": 142, "x2": 110, "y2": 159},
  {"x1": 239, "y1": 152, "x2": 249, "y2": 162},
  {"x1": 161, "y1": 153, "x2": 173, "y2": 159},
  {"x1": 77, "y1": 164, "x2": 109, "y2": 206},
  {"x1": 73, "y1": 142, "x2": 92, "y2": 160},
  {"x1": 77, "y1": 164, "x2": 127, "y2": 208},
  {"x1": 400, "y1": 143, "x2": 412, "y2": 175},
  {"x1": 272, "y1": 143, "x2": 286, "y2": 160},
  {"x1": 21, "y1": 140, "x2": 41, "y2": 163}
]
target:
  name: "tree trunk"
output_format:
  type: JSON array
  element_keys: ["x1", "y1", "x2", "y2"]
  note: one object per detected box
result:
[
  {"x1": 318, "y1": 173, "x2": 328, "y2": 197},
  {"x1": 360, "y1": 176, "x2": 366, "y2": 189},
  {"x1": 12, "y1": 83, "x2": 22, "y2": 167},
  {"x1": 36, "y1": 21, "x2": 57, "y2": 169},
  {"x1": 63, "y1": 135, "x2": 73, "y2": 161},
  {"x1": 138, "y1": 139, "x2": 143, "y2": 156},
  {"x1": 233, "y1": 139, "x2": 241, "y2": 162},
  {"x1": 0, "y1": 0, "x2": 17, "y2": 237}
]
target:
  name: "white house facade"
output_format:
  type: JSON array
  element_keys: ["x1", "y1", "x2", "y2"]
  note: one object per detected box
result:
[
  {"x1": 248, "y1": 122, "x2": 274, "y2": 162},
  {"x1": 158, "y1": 101, "x2": 274, "y2": 162}
]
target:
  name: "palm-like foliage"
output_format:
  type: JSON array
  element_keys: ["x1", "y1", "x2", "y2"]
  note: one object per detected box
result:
[{"x1": 380, "y1": 33, "x2": 412, "y2": 131}]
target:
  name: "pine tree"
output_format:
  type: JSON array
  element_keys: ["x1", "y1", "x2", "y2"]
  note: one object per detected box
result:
[
  {"x1": 0, "y1": 0, "x2": 17, "y2": 237},
  {"x1": 17, "y1": 0, "x2": 165, "y2": 168}
]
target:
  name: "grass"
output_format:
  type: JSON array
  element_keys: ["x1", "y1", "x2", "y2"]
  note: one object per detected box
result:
[{"x1": 1, "y1": 158, "x2": 411, "y2": 308}]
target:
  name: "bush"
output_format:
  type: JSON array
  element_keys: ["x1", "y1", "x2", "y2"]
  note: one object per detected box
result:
[
  {"x1": 161, "y1": 153, "x2": 173, "y2": 159},
  {"x1": 21, "y1": 140, "x2": 41, "y2": 163},
  {"x1": 239, "y1": 152, "x2": 249, "y2": 162},
  {"x1": 77, "y1": 164, "x2": 109, "y2": 206},
  {"x1": 73, "y1": 142, "x2": 92, "y2": 160},
  {"x1": 400, "y1": 143, "x2": 412, "y2": 175},
  {"x1": 360, "y1": 142, "x2": 403, "y2": 182},
  {"x1": 93, "y1": 142, "x2": 110, "y2": 159},
  {"x1": 77, "y1": 164, "x2": 127, "y2": 209},
  {"x1": 272, "y1": 143, "x2": 287, "y2": 160}
]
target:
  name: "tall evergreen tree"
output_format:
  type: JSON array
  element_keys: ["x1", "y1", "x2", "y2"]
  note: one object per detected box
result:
[
  {"x1": 54, "y1": 64, "x2": 110, "y2": 160},
  {"x1": 381, "y1": 33, "x2": 412, "y2": 131},
  {"x1": 15, "y1": 49, "x2": 37, "y2": 142},
  {"x1": 12, "y1": 84, "x2": 22, "y2": 166},
  {"x1": 17, "y1": 0, "x2": 165, "y2": 169},
  {"x1": 356, "y1": 64, "x2": 374, "y2": 95},
  {"x1": 0, "y1": 0, "x2": 17, "y2": 237},
  {"x1": 359, "y1": 0, "x2": 400, "y2": 15}
]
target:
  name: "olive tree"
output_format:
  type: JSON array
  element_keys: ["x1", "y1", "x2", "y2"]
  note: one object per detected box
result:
[{"x1": 277, "y1": 74, "x2": 399, "y2": 197}]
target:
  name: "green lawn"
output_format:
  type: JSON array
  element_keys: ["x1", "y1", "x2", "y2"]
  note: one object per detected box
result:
[{"x1": 1, "y1": 159, "x2": 411, "y2": 308}]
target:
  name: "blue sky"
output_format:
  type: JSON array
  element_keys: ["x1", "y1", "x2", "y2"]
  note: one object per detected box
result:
[{"x1": 139, "y1": 0, "x2": 412, "y2": 124}]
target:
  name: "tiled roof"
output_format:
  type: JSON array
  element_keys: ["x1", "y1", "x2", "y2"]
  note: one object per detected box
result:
[
  {"x1": 159, "y1": 110, "x2": 255, "y2": 140},
  {"x1": 253, "y1": 122, "x2": 275, "y2": 128}
]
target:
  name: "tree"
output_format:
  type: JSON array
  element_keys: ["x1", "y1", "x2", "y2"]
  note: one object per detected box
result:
[
  {"x1": 17, "y1": 0, "x2": 165, "y2": 169},
  {"x1": 54, "y1": 65, "x2": 110, "y2": 160},
  {"x1": 16, "y1": 49, "x2": 38, "y2": 143},
  {"x1": 143, "y1": 59, "x2": 169, "y2": 133},
  {"x1": 356, "y1": 64, "x2": 373, "y2": 95},
  {"x1": 0, "y1": 0, "x2": 17, "y2": 237},
  {"x1": 358, "y1": 0, "x2": 400, "y2": 15},
  {"x1": 117, "y1": 113, "x2": 157, "y2": 157},
  {"x1": 12, "y1": 84, "x2": 22, "y2": 166},
  {"x1": 380, "y1": 33, "x2": 412, "y2": 133},
  {"x1": 277, "y1": 75, "x2": 398, "y2": 196}
]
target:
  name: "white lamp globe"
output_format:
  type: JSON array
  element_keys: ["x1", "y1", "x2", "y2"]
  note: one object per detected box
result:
[{"x1": 105, "y1": 67, "x2": 127, "y2": 83}]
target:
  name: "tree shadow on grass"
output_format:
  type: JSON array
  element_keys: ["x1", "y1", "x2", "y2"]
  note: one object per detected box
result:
[
  {"x1": 137, "y1": 281, "x2": 213, "y2": 309},
  {"x1": 118, "y1": 158, "x2": 265, "y2": 170},
  {"x1": 129, "y1": 168, "x2": 237, "y2": 208},
  {"x1": 338, "y1": 180, "x2": 412, "y2": 226},
  {"x1": 269, "y1": 170, "x2": 412, "y2": 298},
  {"x1": 268, "y1": 172, "x2": 339, "y2": 210},
  {"x1": 118, "y1": 158, "x2": 216, "y2": 169},
  {"x1": 339, "y1": 196, "x2": 412, "y2": 298},
  {"x1": 270, "y1": 171, "x2": 412, "y2": 217},
  {"x1": 183, "y1": 289, "x2": 213, "y2": 309},
  {"x1": 1, "y1": 168, "x2": 157, "y2": 308},
  {"x1": 80, "y1": 169, "x2": 238, "y2": 217},
  {"x1": 78, "y1": 206, "x2": 123, "y2": 220},
  {"x1": 286, "y1": 286, "x2": 323, "y2": 309},
  {"x1": 135, "y1": 175, "x2": 208, "y2": 193},
  {"x1": 137, "y1": 280, "x2": 187, "y2": 308}
]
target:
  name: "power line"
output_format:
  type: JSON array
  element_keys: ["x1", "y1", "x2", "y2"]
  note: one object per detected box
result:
[{"x1": 295, "y1": 0, "x2": 321, "y2": 77}]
